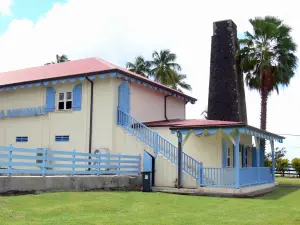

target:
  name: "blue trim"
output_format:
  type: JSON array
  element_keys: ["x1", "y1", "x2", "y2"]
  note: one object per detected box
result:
[
  {"x1": 55, "y1": 136, "x2": 70, "y2": 142},
  {"x1": 235, "y1": 130, "x2": 240, "y2": 188},
  {"x1": 252, "y1": 146, "x2": 256, "y2": 167},
  {"x1": 222, "y1": 139, "x2": 227, "y2": 168},
  {"x1": 16, "y1": 136, "x2": 28, "y2": 142}
]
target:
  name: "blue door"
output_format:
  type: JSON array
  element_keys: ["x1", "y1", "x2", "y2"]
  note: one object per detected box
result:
[
  {"x1": 143, "y1": 150, "x2": 153, "y2": 186},
  {"x1": 118, "y1": 81, "x2": 130, "y2": 114}
]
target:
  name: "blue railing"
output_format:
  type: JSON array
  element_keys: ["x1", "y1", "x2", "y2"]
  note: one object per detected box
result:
[
  {"x1": 117, "y1": 108, "x2": 200, "y2": 179},
  {"x1": 198, "y1": 167, "x2": 273, "y2": 187},
  {"x1": 0, "y1": 145, "x2": 141, "y2": 176},
  {"x1": 240, "y1": 167, "x2": 273, "y2": 187},
  {"x1": 199, "y1": 167, "x2": 236, "y2": 187}
]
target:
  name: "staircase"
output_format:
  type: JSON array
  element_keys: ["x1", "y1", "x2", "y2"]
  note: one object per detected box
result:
[{"x1": 117, "y1": 108, "x2": 201, "y2": 181}]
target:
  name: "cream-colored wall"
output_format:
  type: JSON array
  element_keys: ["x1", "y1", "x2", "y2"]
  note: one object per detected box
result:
[
  {"x1": 0, "y1": 82, "x2": 90, "y2": 152},
  {"x1": 129, "y1": 82, "x2": 186, "y2": 122}
]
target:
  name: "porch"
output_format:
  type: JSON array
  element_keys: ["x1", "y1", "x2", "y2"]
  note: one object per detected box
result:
[{"x1": 169, "y1": 121, "x2": 284, "y2": 189}]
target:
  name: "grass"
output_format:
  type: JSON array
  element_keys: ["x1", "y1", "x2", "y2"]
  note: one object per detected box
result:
[
  {"x1": 276, "y1": 177, "x2": 300, "y2": 185},
  {"x1": 1, "y1": 188, "x2": 300, "y2": 225}
]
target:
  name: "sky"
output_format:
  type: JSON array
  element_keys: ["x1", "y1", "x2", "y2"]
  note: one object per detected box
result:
[{"x1": 0, "y1": 0, "x2": 299, "y2": 160}]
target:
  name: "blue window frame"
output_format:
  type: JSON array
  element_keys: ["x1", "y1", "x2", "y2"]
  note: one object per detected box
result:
[
  {"x1": 55, "y1": 135, "x2": 70, "y2": 142},
  {"x1": 16, "y1": 136, "x2": 28, "y2": 142}
]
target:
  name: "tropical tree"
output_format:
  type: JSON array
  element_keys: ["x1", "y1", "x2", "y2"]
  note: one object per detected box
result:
[
  {"x1": 169, "y1": 73, "x2": 192, "y2": 91},
  {"x1": 126, "y1": 49, "x2": 192, "y2": 91},
  {"x1": 150, "y1": 49, "x2": 181, "y2": 85},
  {"x1": 276, "y1": 158, "x2": 289, "y2": 177},
  {"x1": 45, "y1": 54, "x2": 70, "y2": 65},
  {"x1": 236, "y1": 16, "x2": 298, "y2": 151},
  {"x1": 291, "y1": 158, "x2": 300, "y2": 177},
  {"x1": 126, "y1": 56, "x2": 151, "y2": 77}
]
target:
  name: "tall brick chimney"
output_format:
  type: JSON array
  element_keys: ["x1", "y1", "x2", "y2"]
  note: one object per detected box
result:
[{"x1": 207, "y1": 20, "x2": 247, "y2": 123}]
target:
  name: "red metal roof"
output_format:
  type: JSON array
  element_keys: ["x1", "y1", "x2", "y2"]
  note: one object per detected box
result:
[
  {"x1": 144, "y1": 119, "x2": 244, "y2": 128},
  {"x1": 0, "y1": 57, "x2": 196, "y2": 102}
]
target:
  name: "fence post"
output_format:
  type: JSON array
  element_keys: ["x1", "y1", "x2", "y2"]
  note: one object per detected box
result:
[
  {"x1": 97, "y1": 153, "x2": 101, "y2": 176},
  {"x1": 153, "y1": 132, "x2": 158, "y2": 155},
  {"x1": 198, "y1": 162, "x2": 203, "y2": 186},
  {"x1": 72, "y1": 149, "x2": 76, "y2": 176},
  {"x1": 7, "y1": 144, "x2": 13, "y2": 177},
  {"x1": 42, "y1": 148, "x2": 47, "y2": 177},
  {"x1": 138, "y1": 153, "x2": 141, "y2": 175},
  {"x1": 118, "y1": 153, "x2": 121, "y2": 176}
]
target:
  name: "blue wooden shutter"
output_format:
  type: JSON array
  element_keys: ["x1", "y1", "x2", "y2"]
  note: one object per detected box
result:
[
  {"x1": 45, "y1": 87, "x2": 55, "y2": 112},
  {"x1": 252, "y1": 146, "x2": 256, "y2": 167},
  {"x1": 118, "y1": 81, "x2": 130, "y2": 114},
  {"x1": 232, "y1": 144, "x2": 235, "y2": 168},
  {"x1": 242, "y1": 145, "x2": 246, "y2": 167},
  {"x1": 222, "y1": 139, "x2": 227, "y2": 168},
  {"x1": 72, "y1": 84, "x2": 82, "y2": 110}
]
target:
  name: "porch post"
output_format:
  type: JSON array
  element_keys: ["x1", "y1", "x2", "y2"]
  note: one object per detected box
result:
[
  {"x1": 255, "y1": 137, "x2": 261, "y2": 167},
  {"x1": 177, "y1": 131, "x2": 183, "y2": 188},
  {"x1": 235, "y1": 129, "x2": 240, "y2": 188},
  {"x1": 271, "y1": 140, "x2": 275, "y2": 182}
]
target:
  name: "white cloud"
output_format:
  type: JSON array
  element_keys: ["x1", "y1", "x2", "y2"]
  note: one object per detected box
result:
[
  {"x1": 0, "y1": 0, "x2": 13, "y2": 16},
  {"x1": 0, "y1": 0, "x2": 299, "y2": 159}
]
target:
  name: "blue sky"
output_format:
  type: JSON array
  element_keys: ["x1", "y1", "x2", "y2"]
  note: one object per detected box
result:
[{"x1": 0, "y1": 0, "x2": 67, "y2": 34}]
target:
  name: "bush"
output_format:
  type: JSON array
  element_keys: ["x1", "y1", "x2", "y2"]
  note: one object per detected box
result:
[
  {"x1": 291, "y1": 158, "x2": 300, "y2": 178},
  {"x1": 276, "y1": 158, "x2": 289, "y2": 177}
]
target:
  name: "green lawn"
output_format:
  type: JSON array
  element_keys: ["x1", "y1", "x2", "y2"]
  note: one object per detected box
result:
[
  {"x1": 276, "y1": 177, "x2": 300, "y2": 185},
  {"x1": 1, "y1": 188, "x2": 300, "y2": 225}
]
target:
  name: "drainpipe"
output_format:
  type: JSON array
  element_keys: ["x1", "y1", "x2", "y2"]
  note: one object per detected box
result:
[
  {"x1": 164, "y1": 95, "x2": 171, "y2": 121},
  {"x1": 86, "y1": 77, "x2": 94, "y2": 169}
]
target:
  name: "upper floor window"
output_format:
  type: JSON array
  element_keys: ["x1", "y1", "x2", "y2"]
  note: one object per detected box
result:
[{"x1": 58, "y1": 92, "x2": 72, "y2": 110}]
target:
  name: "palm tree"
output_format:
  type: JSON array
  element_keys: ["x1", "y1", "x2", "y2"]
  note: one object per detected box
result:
[
  {"x1": 45, "y1": 54, "x2": 70, "y2": 65},
  {"x1": 150, "y1": 49, "x2": 191, "y2": 91},
  {"x1": 170, "y1": 73, "x2": 192, "y2": 91},
  {"x1": 126, "y1": 56, "x2": 151, "y2": 77},
  {"x1": 236, "y1": 16, "x2": 298, "y2": 150}
]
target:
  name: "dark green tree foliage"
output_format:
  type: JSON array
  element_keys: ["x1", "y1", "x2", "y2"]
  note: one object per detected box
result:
[{"x1": 236, "y1": 16, "x2": 298, "y2": 152}]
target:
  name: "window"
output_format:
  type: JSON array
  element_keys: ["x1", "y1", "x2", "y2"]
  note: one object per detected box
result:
[
  {"x1": 226, "y1": 147, "x2": 231, "y2": 167},
  {"x1": 245, "y1": 147, "x2": 248, "y2": 167},
  {"x1": 55, "y1": 135, "x2": 69, "y2": 142},
  {"x1": 58, "y1": 92, "x2": 72, "y2": 110},
  {"x1": 16, "y1": 136, "x2": 28, "y2": 142}
]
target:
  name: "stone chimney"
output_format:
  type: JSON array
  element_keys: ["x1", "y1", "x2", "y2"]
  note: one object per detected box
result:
[{"x1": 207, "y1": 20, "x2": 247, "y2": 123}]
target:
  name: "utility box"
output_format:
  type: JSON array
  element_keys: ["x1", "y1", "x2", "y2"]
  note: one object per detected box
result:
[{"x1": 141, "y1": 171, "x2": 152, "y2": 192}]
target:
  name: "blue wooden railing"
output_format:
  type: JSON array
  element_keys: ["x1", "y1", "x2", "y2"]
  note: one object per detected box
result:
[
  {"x1": 199, "y1": 167, "x2": 236, "y2": 187},
  {"x1": 239, "y1": 167, "x2": 273, "y2": 187},
  {"x1": 198, "y1": 166, "x2": 273, "y2": 187},
  {"x1": 117, "y1": 108, "x2": 201, "y2": 179},
  {"x1": 0, "y1": 145, "x2": 141, "y2": 176}
]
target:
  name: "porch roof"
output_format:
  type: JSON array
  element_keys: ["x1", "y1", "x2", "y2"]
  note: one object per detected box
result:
[{"x1": 144, "y1": 119, "x2": 284, "y2": 143}]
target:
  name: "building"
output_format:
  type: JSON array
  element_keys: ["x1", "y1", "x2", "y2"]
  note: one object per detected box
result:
[{"x1": 0, "y1": 57, "x2": 283, "y2": 194}]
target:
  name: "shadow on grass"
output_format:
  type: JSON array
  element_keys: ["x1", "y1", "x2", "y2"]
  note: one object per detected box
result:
[{"x1": 259, "y1": 187, "x2": 299, "y2": 200}]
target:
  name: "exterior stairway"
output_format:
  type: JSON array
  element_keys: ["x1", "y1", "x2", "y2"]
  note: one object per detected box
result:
[{"x1": 117, "y1": 108, "x2": 201, "y2": 187}]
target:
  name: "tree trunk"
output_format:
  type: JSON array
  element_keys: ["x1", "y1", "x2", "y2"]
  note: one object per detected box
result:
[{"x1": 260, "y1": 87, "x2": 268, "y2": 155}]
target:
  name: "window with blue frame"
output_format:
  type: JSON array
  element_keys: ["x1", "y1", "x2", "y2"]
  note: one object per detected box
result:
[
  {"x1": 55, "y1": 135, "x2": 70, "y2": 142},
  {"x1": 16, "y1": 136, "x2": 28, "y2": 142}
]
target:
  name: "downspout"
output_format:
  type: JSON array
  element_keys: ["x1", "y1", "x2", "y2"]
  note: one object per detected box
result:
[
  {"x1": 86, "y1": 77, "x2": 94, "y2": 169},
  {"x1": 164, "y1": 95, "x2": 171, "y2": 121}
]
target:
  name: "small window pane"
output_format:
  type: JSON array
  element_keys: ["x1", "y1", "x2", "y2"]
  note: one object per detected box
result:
[
  {"x1": 227, "y1": 158, "x2": 230, "y2": 167},
  {"x1": 58, "y1": 102, "x2": 65, "y2": 110},
  {"x1": 66, "y1": 92, "x2": 72, "y2": 100},
  {"x1": 59, "y1": 93, "x2": 64, "y2": 101},
  {"x1": 66, "y1": 101, "x2": 72, "y2": 109}
]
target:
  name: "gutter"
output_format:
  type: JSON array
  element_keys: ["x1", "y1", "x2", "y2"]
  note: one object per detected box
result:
[
  {"x1": 164, "y1": 95, "x2": 171, "y2": 121},
  {"x1": 86, "y1": 77, "x2": 94, "y2": 169}
]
